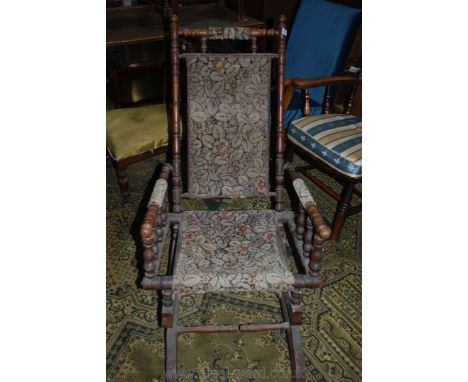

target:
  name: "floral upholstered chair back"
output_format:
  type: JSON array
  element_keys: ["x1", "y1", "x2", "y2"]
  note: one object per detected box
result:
[{"x1": 184, "y1": 53, "x2": 274, "y2": 198}]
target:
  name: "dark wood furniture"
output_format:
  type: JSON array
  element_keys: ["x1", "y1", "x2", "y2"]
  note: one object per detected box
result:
[
  {"x1": 107, "y1": 1, "x2": 262, "y2": 48},
  {"x1": 139, "y1": 15, "x2": 332, "y2": 381},
  {"x1": 285, "y1": 74, "x2": 362, "y2": 242},
  {"x1": 167, "y1": 0, "x2": 247, "y2": 20},
  {"x1": 108, "y1": 139, "x2": 168, "y2": 201},
  {"x1": 106, "y1": 1, "x2": 264, "y2": 201},
  {"x1": 107, "y1": 62, "x2": 170, "y2": 200}
]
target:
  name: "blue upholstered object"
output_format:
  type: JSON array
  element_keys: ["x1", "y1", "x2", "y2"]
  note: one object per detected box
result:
[
  {"x1": 288, "y1": 114, "x2": 362, "y2": 177},
  {"x1": 285, "y1": 0, "x2": 361, "y2": 127}
]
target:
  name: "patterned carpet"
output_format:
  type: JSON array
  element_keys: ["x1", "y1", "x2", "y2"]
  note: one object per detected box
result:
[{"x1": 106, "y1": 155, "x2": 361, "y2": 382}]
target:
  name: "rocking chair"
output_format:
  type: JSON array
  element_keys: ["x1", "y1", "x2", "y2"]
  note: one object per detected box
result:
[{"x1": 139, "y1": 15, "x2": 331, "y2": 382}]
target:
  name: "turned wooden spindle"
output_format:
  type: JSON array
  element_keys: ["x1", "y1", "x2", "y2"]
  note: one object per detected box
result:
[
  {"x1": 309, "y1": 233, "x2": 325, "y2": 279},
  {"x1": 151, "y1": 227, "x2": 158, "y2": 246},
  {"x1": 289, "y1": 288, "x2": 303, "y2": 325},
  {"x1": 143, "y1": 236, "x2": 158, "y2": 283},
  {"x1": 323, "y1": 86, "x2": 331, "y2": 114},
  {"x1": 140, "y1": 162, "x2": 172, "y2": 289},
  {"x1": 155, "y1": 214, "x2": 163, "y2": 242},
  {"x1": 162, "y1": 289, "x2": 173, "y2": 307},
  {"x1": 141, "y1": 205, "x2": 159, "y2": 239},
  {"x1": 295, "y1": 202, "x2": 305, "y2": 240},
  {"x1": 170, "y1": 16, "x2": 182, "y2": 213},
  {"x1": 303, "y1": 217, "x2": 313, "y2": 258},
  {"x1": 344, "y1": 83, "x2": 357, "y2": 114},
  {"x1": 291, "y1": 289, "x2": 302, "y2": 306},
  {"x1": 142, "y1": 207, "x2": 164, "y2": 285},
  {"x1": 200, "y1": 35, "x2": 208, "y2": 53},
  {"x1": 161, "y1": 289, "x2": 174, "y2": 328},
  {"x1": 251, "y1": 36, "x2": 257, "y2": 53},
  {"x1": 275, "y1": 15, "x2": 287, "y2": 212},
  {"x1": 302, "y1": 88, "x2": 310, "y2": 116}
]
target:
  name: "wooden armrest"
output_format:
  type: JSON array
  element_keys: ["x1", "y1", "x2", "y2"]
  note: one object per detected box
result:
[
  {"x1": 284, "y1": 74, "x2": 361, "y2": 114},
  {"x1": 285, "y1": 162, "x2": 331, "y2": 240},
  {"x1": 286, "y1": 74, "x2": 360, "y2": 90},
  {"x1": 140, "y1": 163, "x2": 173, "y2": 239},
  {"x1": 305, "y1": 203, "x2": 330, "y2": 240}
]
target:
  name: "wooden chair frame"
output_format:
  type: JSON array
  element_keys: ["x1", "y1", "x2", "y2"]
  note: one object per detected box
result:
[
  {"x1": 107, "y1": 62, "x2": 169, "y2": 201},
  {"x1": 284, "y1": 75, "x2": 362, "y2": 242},
  {"x1": 139, "y1": 15, "x2": 331, "y2": 381}
]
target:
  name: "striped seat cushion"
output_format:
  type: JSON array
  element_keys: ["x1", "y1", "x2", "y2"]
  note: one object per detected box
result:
[{"x1": 288, "y1": 114, "x2": 362, "y2": 178}]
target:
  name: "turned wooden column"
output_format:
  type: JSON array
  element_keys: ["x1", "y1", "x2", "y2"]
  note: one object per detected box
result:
[
  {"x1": 275, "y1": 15, "x2": 287, "y2": 212},
  {"x1": 310, "y1": 233, "x2": 325, "y2": 280},
  {"x1": 170, "y1": 16, "x2": 182, "y2": 213},
  {"x1": 142, "y1": 206, "x2": 160, "y2": 285},
  {"x1": 289, "y1": 288, "x2": 303, "y2": 325},
  {"x1": 303, "y1": 217, "x2": 313, "y2": 259},
  {"x1": 295, "y1": 202, "x2": 305, "y2": 241},
  {"x1": 162, "y1": 289, "x2": 174, "y2": 328}
]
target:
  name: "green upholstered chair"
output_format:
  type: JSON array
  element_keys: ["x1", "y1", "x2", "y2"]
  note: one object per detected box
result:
[
  {"x1": 106, "y1": 62, "x2": 170, "y2": 200},
  {"x1": 106, "y1": 103, "x2": 169, "y2": 200}
]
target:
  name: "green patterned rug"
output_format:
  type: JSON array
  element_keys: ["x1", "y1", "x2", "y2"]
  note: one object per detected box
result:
[{"x1": 107, "y1": 155, "x2": 361, "y2": 382}]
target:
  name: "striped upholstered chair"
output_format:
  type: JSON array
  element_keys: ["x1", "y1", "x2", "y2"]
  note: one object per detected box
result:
[{"x1": 285, "y1": 75, "x2": 362, "y2": 242}]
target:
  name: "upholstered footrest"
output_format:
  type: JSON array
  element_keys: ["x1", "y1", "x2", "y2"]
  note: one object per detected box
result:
[
  {"x1": 172, "y1": 210, "x2": 295, "y2": 295},
  {"x1": 288, "y1": 114, "x2": 362, "y2": 178},
  {"x1": 106, "y1": 104, "x2": 169, "y2": 161}
]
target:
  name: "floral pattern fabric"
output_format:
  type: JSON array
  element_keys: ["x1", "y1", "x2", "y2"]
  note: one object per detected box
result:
[
  {"x1": 185, "y1": 53, "x2": 273, "y2": 198},
  {"x1": 173, "y1": 210, "x2": 295, "y2": 295},
  {"x1": 148, "y1": 178, "x2": 167, "y2": 207},
  {"x1": 292, "y1": 178, "x2": 316, "y2": 208},
  {"x1": 206, "y1": 27, "x2": 251, "y2": 40}
]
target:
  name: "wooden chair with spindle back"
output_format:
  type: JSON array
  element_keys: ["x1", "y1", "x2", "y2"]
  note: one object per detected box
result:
[
  {"x1": 139, "y1": 15, "x2": 332, "y2": 381},
  {"x1": 285, "y1": 74, "x2": 362, "y2": 242}
]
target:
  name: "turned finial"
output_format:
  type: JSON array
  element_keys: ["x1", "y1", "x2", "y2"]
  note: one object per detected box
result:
[{"x1": 279, "y1": 14, "x2": 287, "y2": 26}]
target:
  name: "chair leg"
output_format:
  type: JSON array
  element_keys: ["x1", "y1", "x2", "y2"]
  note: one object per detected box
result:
[
  {"x1": 166, "y1": 326, "x2": 177, "y2": 382},
  {"x1": 116, "y1": 162, "x2": 129, "y2": 202},
  {"x1": 287, "y1": 325, "x2": 306, "y2": 382},
  {"x1": 331, "y1": 181, "x2": 355, "y2": 242},
  {"x1": 165, "y1": 293, "x2": 179, "y2": 382},
  {"x1": 280, "y1": 292, "x2": 306, "y2": 382}
]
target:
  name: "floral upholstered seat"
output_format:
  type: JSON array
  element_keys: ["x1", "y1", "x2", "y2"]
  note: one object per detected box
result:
[{"x1": 172, "y1": 210, "x2": 295, "y2": 295}]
